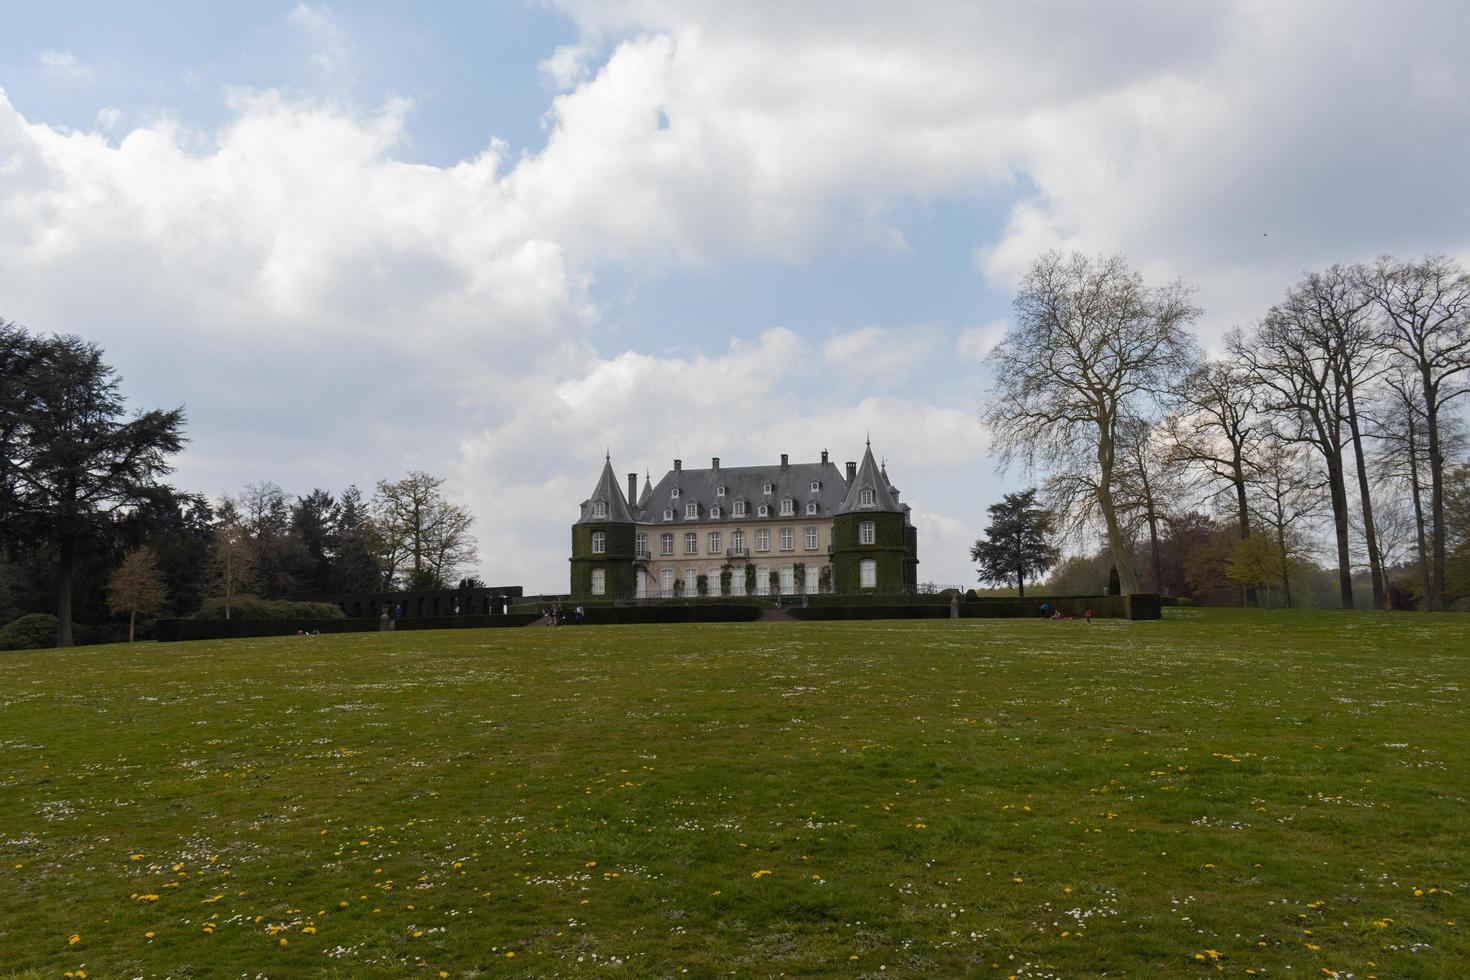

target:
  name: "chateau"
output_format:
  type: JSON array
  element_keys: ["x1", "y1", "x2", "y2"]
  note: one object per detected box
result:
[{"x1": 571, "y1": 444, "x2": 918, "y2": 598}]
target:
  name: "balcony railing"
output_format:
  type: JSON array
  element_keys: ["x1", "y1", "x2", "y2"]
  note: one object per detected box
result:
[{"x1": 726, "y1": 547, "x2": 749, "y2": 558}]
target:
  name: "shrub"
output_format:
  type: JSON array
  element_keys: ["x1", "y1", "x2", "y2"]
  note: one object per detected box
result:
[
  {"x1": 194, "y1": 596, "x2": 346, "y2": 620},
  {"x1": 0, "y1": 613, "x2": 59, "y2": 651}
]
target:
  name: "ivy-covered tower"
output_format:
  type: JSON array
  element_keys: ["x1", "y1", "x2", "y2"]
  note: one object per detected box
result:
[
  {"x1": 570, "y1": 455, "x2": 638, "y2": 598},
  {"x1": 831, "y1": 441, "x2": 916, "y2": 593}
]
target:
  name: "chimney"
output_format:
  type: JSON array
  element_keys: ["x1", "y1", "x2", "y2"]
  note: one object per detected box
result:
[
  {"x1": 780, "y1": 453, "x2": 789, "y2": 470},
  {"x1": 821, "y1": 449, "x2": 829, "y2": 464},
  {"x1": 628, "y1": 473, "x2": 638, "y2": 503},
  {"x1": 673, "y1": 458, "x2": 682, "y2": 472},
  {"x1": 712, "y1": 457, "x2": 720, "y2": 470},
  {"x1": 845, "y1": 461, "x2": 857, "y2": 484}
]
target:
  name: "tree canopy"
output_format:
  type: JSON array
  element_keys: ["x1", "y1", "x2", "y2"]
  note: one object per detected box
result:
[{"x1": 970, "y1": 488, "x2": 1059, "y2": 598}]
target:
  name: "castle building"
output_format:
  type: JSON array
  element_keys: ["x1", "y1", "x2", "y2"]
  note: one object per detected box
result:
[{"x1": 570, "y1": 444, "x2": 918, "y2": 598}]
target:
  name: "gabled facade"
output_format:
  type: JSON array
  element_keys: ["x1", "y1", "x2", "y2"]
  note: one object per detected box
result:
[{"x1": 570, "y1": 445, "x2": 918, "y2": 598}]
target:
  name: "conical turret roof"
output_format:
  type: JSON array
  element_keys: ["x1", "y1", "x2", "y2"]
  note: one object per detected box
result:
[
  {"x1": 575, "y1": 456, "x2": 636, "y2": 524},
  {"x1": 836, "y1": 442, "x2": 903, "y2": 514}
]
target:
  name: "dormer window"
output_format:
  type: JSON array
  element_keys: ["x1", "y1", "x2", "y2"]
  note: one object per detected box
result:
[
  {"x1": 757, "y1": 504, "x2": 769, "y2": 517},
  {"x1": 810, "y1": 480, "x2": 820, "y2": 492},
  {"x1": 805, "y1": 501, "x2": 818, "y2": 515},
  {"x1": 711, "y1": 506, "x2": 722, "y2": 519},
  {"x1": 733, "y1": 500, "x2": 746, "y2": 517},
  {"x1": 592, "y1": 500, "x2": 607, "y2": 519},
  {"x1": 685, "y1": 502, "x2": 698, "y2": 519},
  {"x1": 717, "y1": 485, "x2": 726, "y2": 497},
  {"x1": 663, "y1": 508, "x2": 674, "y2": 521},
  {"x1": 860, "y1": 488, "x2": 875, "y2": 507},
  {"x1": 780, "y1": 498, "x2": 794, "y2": 516},
  {"x1": 671, "y1": 487, "x2": 680, "y2": 499},
  {"x1": 763, "y1": 483, "x2": 773, "y2": 495}
]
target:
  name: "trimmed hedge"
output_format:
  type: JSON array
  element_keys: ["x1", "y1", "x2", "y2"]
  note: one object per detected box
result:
[
  {"x1": 580, "y1": 604, "x2": 763, "y2": 625},
  {"x1": 195, "y1": 596, "x2": 347, "y2": 621},
  {"x1": 155, "y1": 613, "x2": 539, "y2": 642},
  {"x1": 789, "y1": 605, "x2": 949, "y2": 621},
  {"x1": 788, "y1": 594, "x2": 1161, "y2": 622}
]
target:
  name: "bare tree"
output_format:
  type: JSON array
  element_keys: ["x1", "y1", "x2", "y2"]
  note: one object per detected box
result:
[
  {"x1": 1238, "y1": 284, "x2": 1358, "y2": 607},
  {"x1": 207, "y1": 500, "x2": 258, "y2": 619},
  {"x1": 1364, "y1": 254, "x2": 1470, "y2": 610},
  {"x1": 1246, "y1": 427, "x2": 1324, "y2": 609},
  {"x1": 374, "y1": 472, "x2": 478, "y2": 589},
  {"x1": 1113, "y1": 415, "x2": 1178, "y2": 594},
  {"x1": 1161, "y1": 347, "x2": 1262, "y2": 601},
  {"x1": 107, "y1": 546, "x2": 168, "y2": 642},
  {"x1": 984, "y1": 252, "x2": 1200, "y2": 595}
]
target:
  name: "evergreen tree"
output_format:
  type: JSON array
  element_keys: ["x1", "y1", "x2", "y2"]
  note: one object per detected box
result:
[
  {"x1": 970, "y1": 489, "x2": 1059, "y2": 598},
  {"x1": 3, "y1": 329, "x2": 185, "y2": 646}
]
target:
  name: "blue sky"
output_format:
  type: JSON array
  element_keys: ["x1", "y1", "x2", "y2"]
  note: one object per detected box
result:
[{"x1": 3, "y1": 2, "x2": 1468, "y2": 590}]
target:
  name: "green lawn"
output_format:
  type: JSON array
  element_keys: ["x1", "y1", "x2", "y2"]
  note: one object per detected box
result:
[{"x1": 0, "y1": 609, "x2": 1465, "y2": 978}]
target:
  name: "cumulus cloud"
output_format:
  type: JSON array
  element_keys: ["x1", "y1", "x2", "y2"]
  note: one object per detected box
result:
[
  {"x1": 956, "y1": 321, "x2": 1009, "y2": 362},
  {"x1": 286, "y1": 4, "x2": 354, "y2": 91},
  {"x1": 38, "y1": 50, "x2": 89, "y2": 78},
  {"x1": 821, "y1": 325, "x2": 937, "y2": 386}
]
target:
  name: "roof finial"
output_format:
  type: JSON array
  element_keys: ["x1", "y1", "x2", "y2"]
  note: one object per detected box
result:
[
  {"x1": 866, "y1": 430, "x2": 871, "y2": 449},
  {"x1": 605, "y1": 447, "x2": 610, "y2": 462}
]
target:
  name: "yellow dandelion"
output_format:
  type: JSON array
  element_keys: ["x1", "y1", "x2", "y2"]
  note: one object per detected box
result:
[{"x1": 68, "y1": 933, "x2": 81, "y2": 946}]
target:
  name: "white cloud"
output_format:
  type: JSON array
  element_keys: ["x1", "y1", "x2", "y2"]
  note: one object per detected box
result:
[
  {"x1": 956, "y1": 320, "x2": 1008, "y2": 361},
  {"x1": 94, "y1": 106, "x2": 125, "y2": 131},
  {"x1": 821, "y1": 325, "x2": 936, "y2": 386},
  {"x1": 286, "y1": 4, "x2": 354, "y2": 91},
  {"x1": 38, "y1": 50, "x2": 89, "y2": 79}
]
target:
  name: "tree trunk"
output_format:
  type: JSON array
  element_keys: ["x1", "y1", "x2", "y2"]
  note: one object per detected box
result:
[
  {"x1": 128, "y1": 609, "x2": 136, "y2": 643},
  {"x1": 56, "y1": 535, "x2": 75, "y2": 647},
  {"x1": 1096, "y1": 427, "x2": 1139, "y2": 594},
  {"x1": 1424, "y1": 378, "x2": 1446, "y2": 612},
  {"x1": 1233, "y1": 456, "x2": 1256, "y2": 607},
  {"x1": 1326, "y1": 455, "x2": 1354, "y2": 609},
  {"x1": 1406, "y1": 423, "x2": 1432, "y2": 610},
  {"x1": 1017, "y1": 566, "x2": 1025, "y2": 599},
  {"x1": 1275, "y1": 500, "x2": 1294, "y2": 609},
  {"x1": 1146, "y1": 508, "x2": 1161, "y2": 596},
  {"x1": 1344, "y1": 385, "x2": 1386, "y2": 608}
]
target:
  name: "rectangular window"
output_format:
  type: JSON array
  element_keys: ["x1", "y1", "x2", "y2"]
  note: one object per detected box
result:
[
  {"x1": 660, "y1": 568, "x2": 674, "y2": 596},
  {"x1": 591, "y1": 531, "x2": 606, "y2": 554},
  {"x1": 805, "y1": 564, "x2": 820, "y2": 593},
  {"x1": 636, "y1": 533, "x2": 648, "y2": 557},
  {"x1": 593, "y1": 501, "x2": 607, "y2": 518},
  {"x1": 804, "y1": 527, "x2": 818, "y2": 550},
  {"x1": 860, "y1": 520, "x2": 875, "y2": 545},
  {"x1": 780, "y1": 499, "x2": 794, "y2": 516},
  {"x1": 660, "y1": 532, "x2": 674, "y2": 556},
  {"x1": 756, "y1": 565, "x2": 769, "y2": 595},
  {"x1": 730, "y1": 569, "x2": 745, "y2": 595},
  {"x1": 684, "y1": 568, "x2": 698, "y2": 595},
  {"x1": 733, "y1": 500, "x2": 746, "y2": 516},
  {"x1": 780, "y1": 564, "x2": 794, "y2": 594},
  {"x1": 708, "y1": 531, "x2": 721, "y2": 554},
  {"x1": 685, "y1": 532, "x2": 698, "y2": 555},
  {"x1": 591, "y1": 567, "x2": 606, "y2": 595},
  {"x1": 731, "y1": 529, "x2": 745, "y2": 553},
  {"x1": 779, "y1": 528, "x2": 794, "y2": 551},
  {"x1": 755, "y1": 529, "x2": 770, "y2": 552},
  {"x1": 686, "y1": 502, "x2": 698, "y2": 518},
  {"x1": 860, "y1": 558, "x2": 876, "y2": 588}
]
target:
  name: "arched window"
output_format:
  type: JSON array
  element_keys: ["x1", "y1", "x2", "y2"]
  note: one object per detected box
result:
[
  {"x1": 671, "y1": 487, "x2": 681, "y2": 499},
  {"x1": 684, "y1": 568, "x2": 698, "y2": 595},
  {"x1": 763, "y1": 483, "x2": 773, "y2": 495},
  {"x1": 731, "y1": 529, "x2": 745, "y2": 553},
  {"x1": 660, "y1": 532, "x2": 674, "y2": 555},
  {"x1": 860, "y1": 520, "x2": 875, "y2": 545},
  {"x1": 663, "y1": 508, "x2": 673, "y2": 521},
  {"x1": 711, "y1": 506, "x2": 721, "y2": 518},
  {"x1": 810, "y1": 480, "x2": 820, "y2": 492},
  {"x1": 707, "y1": 531, "x2": 721, "y2": 553},
  {"x1": 685, "y1": 532, "x2": 698, "y2": 554},
  {"x1": 717, "y1": 485, "x2": 726, "y2": 496},
  {"x1": 757, "y1": 504, "x2": 769, "y2": 517},
  {"x1": 660, "y1": 568, "x2": 674, "y2": 597},
  {"x1": 860, "y1": 488, "x2": 875, "y2": 507},
  {"x1": 860, "y1": 559, "x2": 876, "y2": 588},
  {"x1": 591, "y1": 531, "x2": 606, "y2": 554},
  {"x1": 591, "y1": 567, "x2": 606, "y2": 595},
  {"x1": 805, "y1": 501, "x2": 817, "y2": 515}
]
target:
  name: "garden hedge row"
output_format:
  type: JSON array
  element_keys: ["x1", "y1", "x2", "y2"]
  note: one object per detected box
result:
[
  {"x1": 155, "y1": 613, "x2": 539, "y2": 642},
  {"x1": 789, "y1": 594, "x2": 1160, "y2": 622},
  {"x1": 579, "y1": 604, "x2": 763, "y2": 625}
]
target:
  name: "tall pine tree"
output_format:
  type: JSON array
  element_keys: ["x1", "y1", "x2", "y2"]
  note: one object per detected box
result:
[{"x1": 971, "y1": 488, "x2": 1060, "y2": 598}]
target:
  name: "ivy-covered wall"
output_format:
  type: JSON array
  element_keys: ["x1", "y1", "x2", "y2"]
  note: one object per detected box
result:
[
  {"x1": 569, "y1": 523, "x2": 637, "y2": 597},
  {"x1": 831, "y1": 512, "x2": 908, "y2": 593}
]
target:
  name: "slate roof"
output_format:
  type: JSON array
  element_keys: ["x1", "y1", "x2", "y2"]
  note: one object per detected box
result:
[
  {"x1": 574, "y1": 457, "x2": 636, "y2": 525},
  {"x1": 835, "y1": 443, "x2": 903, "y2": 515},
  {"x1": 633, "y1": 458, "x2": 849, "y2": 524}
]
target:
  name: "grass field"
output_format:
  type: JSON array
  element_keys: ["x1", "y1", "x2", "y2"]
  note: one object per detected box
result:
[{"x1": 0, "y1": 609, "x2": 1466, "y2": 978}]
